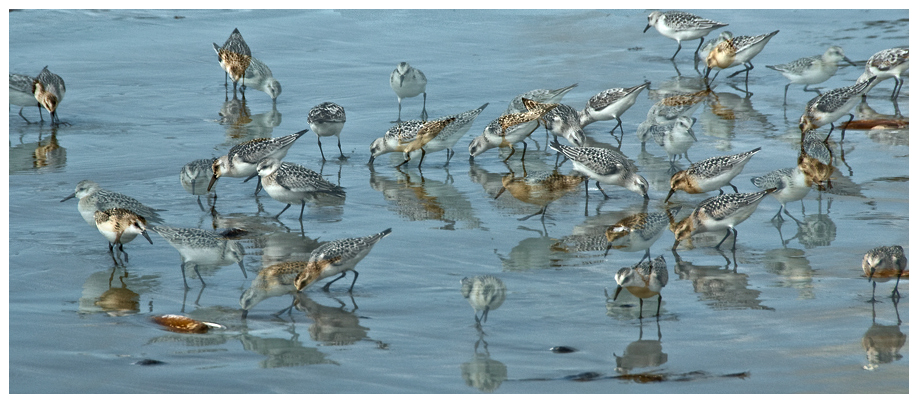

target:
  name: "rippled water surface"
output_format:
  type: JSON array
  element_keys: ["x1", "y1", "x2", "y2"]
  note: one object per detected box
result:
[{"x1": 8, "y1": 9, "x2": 909, "y2": 393}]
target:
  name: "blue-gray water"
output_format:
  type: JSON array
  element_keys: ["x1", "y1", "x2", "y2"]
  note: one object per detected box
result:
[{"x1": 8, "y1": 9, "x2": 908, "y2": 393}]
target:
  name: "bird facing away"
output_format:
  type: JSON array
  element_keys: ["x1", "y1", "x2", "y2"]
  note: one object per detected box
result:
[
  {"x1": 33, "y1": 66, "x2": 68, "y2": 126},
  {"x1": 256, "y1": 157, "x2": 346, "y2": 221},
  {"x1": 862, "y1": 246, "x2": 908, "y2": 302},
  {"x1": 611, "y1": 255, "x2": 668, "y2": 318},
  {"x1": 308, "y1": 102, "x2": 347, "y2": 161},
  {"x1": 665, "y1": 147, "x2": 761, "y2": 202},
  {"x1": 461, "y1": 275, "x2": 507, "y2": 324},
  {"x1": 213, "y1": 28, "x2": 252, "y2": 93},
  {"x1": 390, "y1": 62, "x2": 428, "y2": 122},
  {"x1": 294, "y1": 228, "x2": 392, "y2": 293},
  {"x1": 644, "y1": 10, "x2": 728, "y2": 60}
]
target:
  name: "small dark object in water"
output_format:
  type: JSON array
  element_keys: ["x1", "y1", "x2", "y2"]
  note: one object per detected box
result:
[
  {"x1": 133, "y1": 359, "x2": 166, "y2": 366},
  {"x1": 549, "y1": 346, "x2": 577, "y2": 353},
  {"x1": 567, "y1": 372, "x2": 602, "y2": 382}
]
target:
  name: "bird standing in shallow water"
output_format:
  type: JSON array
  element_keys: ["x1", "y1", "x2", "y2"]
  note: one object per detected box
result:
[
  {"x1": 390, "y1": 62, "x2": 427, "y2": 122},
  {"x1": 644, "y1": 10, "x2": 728, "y2": 61},
  {"x1": 308, "y1": 102, "x2": 347, "y2": 161},
  {"x1": 672, "y1": 188, "x2": 775, "y2": 251},
  {"x1": 207, "y1": 129, "x2": 308, "y2": 194},
  {"x1": 294, "y1": 229, "x2": 392, "y2": 293},
  {"x1": 766, "y1": 46, "x2": 856, "y2": 105},
  {"x1": 9, "y1": 73, "x2": 42, "y2": 123},
  {"x1": 862, "y1": 246, "x2": 908, "y2": 302},
  {"x1": 798, "y1": 77, "x2": 876, "y2": 142},
  {"x1": 94, "y1": 208, "x2": 153, "y2": 263},
  {"x1": 256, "y1": 157, "x2": 345, "y2": 221},
  {"x1": 550, "y1": 140, "x2": 649, "y2": 200},
  {"x1": 32, "y1": 66, "x2": 68, "y2": 126},
  {"x1": 461, "y1": 275, "x2": 506, "y2": 324},
  {"x1": 213, "y1": 28, "x2": 252, "y2": 95},
  {"x1": 857, "y1": 47, "x2": 909, "y2": 100},
  {"x1": 610, "y1": 256, "x2": 668, "y2": 319},
  {"x1": 665, "y1": 148, "x2": 760, "y2": 202}
]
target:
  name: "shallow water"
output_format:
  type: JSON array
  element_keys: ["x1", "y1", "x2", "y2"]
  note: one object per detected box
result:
[{"x1": 8, "y1": 9, "x2": 909, "y2": 393}]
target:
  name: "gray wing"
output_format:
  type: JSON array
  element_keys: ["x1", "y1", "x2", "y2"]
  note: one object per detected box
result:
[
  {"x1": 9, "y1": 73, "x2": 34, "y2": 93},
  {"x1": 276, "y1": 163, "x2": 345, "y2": 197}
]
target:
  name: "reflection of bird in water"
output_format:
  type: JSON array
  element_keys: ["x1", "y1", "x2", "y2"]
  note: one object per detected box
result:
[
  {"x1": 94, "y1": 208, "x2": 153, "y2": 263},
  {"x1": 61, "y1": 180, "x2": 164, "y2": 226},
  {"x1": 239, "y1": 261, "x2": 302, "y2": 316},
  {"x1": 665, "y1": 147, "x2": 760, "y2": 202},
  {"x1": 494, "y1": 169, "x2": 584, "y2": 222},
  {"x1": 862, "y1": 299, "x2": 906, "y2": 371},
  {"x1": 605, "y1": 207, "x2": 681, "y2": 262},
  {"x1": 149, "y1": 225, "x2": 246, "y2": 289},
  {"x1": 614, "y1": 320, "x2": 666, "y2": 374},
  {"x1": 94, "y1": 267, "x2": 140, "y2": 316},
  {"x1": 609, "y1": 256, "x2": 668, "y2": 318},
  {"x1": 672, "y1": 249, "x2": 774, "y2": 310},
  {"x1": 862, "y1": 246, "x2": 908, "y2": 302},
  {"x1": 294, "y1": 229, "x2": 392, "y2": 293},
  {"x1": 672, "y1": 189, "x2": 775, "y2": 251},
  {"x1": 461, "y1": 326, "x2": 508, "y2": 393},
  {"x1": 295, "y1": 294, "x2": 372, "y2": 347},
  {"x1": 461, "y1": 275, "x2": 506, "y2": 324}
]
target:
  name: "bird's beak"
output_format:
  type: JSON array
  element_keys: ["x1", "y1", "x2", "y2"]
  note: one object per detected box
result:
[
  {"x1": 613, "y1": 285, "x2": 624, "y2": 301},
  {"x1": 643, "y1": 24, "x2": 652, "y2": 33},
  {"x1": 142, "y1": 230, "x2": 153, "y2": 244},
  {"x1": 207, "y1": 174, "x2": 219, "y2": 192},
  {"x1": 61, "y1": 193, "x2": 76, "y2": 202},
  {"x1": 664, "y1": 188, "x2": 676, "y2": 203}
]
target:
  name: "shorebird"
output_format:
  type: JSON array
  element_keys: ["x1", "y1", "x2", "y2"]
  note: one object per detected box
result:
[
  {"x1": 672, "y1": 188, "x2": 775, "y2": 251},
  {"x1": 610, "y1": 256, "x2": 668, "y2": 318},
  {"x1": 213, "y1": 28, "x2": 251, "y2": 94},
  {"x1": 550, "y1": 140, "x2": 649, "y2": 200},
  {"x1": 766, "y1": 46, "x2": 856, "y2": 104},
  {"x1": 579, "y1": 82, "x2": 650, "y2": 146},
  {"x1": 294, "y1": 228, "x2": 392, "y2": 293},
  {"x1": 390, "y1": 62, "x2": 427, "y2": 122},
  {"x1": 798, "y1": 77, "x2": 876, "y2": 142},
  {"x1": 308, "y1": 102, "x2": 347, "y2": 161},
  {"x1": 255, "y1": 157, "x2": 346, "y2": 221},
  {"x1": 856, "y1": 47, "x2": 909, "y2": 100},
  {"x1": 862, "y1": 246, "x2": 908, "y2": 302},
  {"x1": 665, "y1": 148, "x2": 761, "y2": 202},
  {"x1": 461, "y1": 275, "x2": 507, "y2": 324},
  {"x1": 207, "y1": 128, "x2": 308, "y2": 194},
  {"x1": 644, "y1": 10, "x2": 728, "y2": 60}
]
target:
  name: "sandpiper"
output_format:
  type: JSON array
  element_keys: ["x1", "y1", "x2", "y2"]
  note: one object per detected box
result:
[
  {"x1": 213, "y1": 28, "x2": 251, "y2": 94},
  {"x1": 704, "y1": 30, "x2": 780, "y2": 89},
  {"x1": 862, "y1": 246, "x2": 908, "y2": 302},
  {"x1": 370, "y1": 103, "x2": 488, "y2": 166},
  {"x1": 62, "y1": 180, "x2": 163, "y2": 226},
  {"x1": 294, "y1": 228, "x2": 392, "y2": 293},
  {"x1": 33, "y1": 66, "x2": 67, "y2": 126},
  {"x1": 610, "y1": 255, "x2": 668, "y2": 318},
  {"x1": 495, "y1": 98, "x2": 558, "y2": 137},
  {"x1": 605, "y1": 207, "x2": 682, "y2": 262},
  {"x1": 579, "y1": 82, "x2": 651, "y2": 146},
  {"x1": 543, "y1": 104, "x2": 586, "y2": 146},
  {"x1": 798, "y1": 77, "x2": 876, "y2": 142},
  {"x1": 390, "y1": 62, "x2": 427, "y2": 121},
  {"x1": 504, "y1": 83, "x2": 577, "y2": 114},
  {"x1": 766, "y1": 46, "x2": 856, "y2": 104},
  {"x1": 750, "y1": 166, "x2": 812, "y2": 223},
  {"x1": 94, "y1": 208, "x2": 153, "y2": 254},
  {"x1": 240, "y1": 261, "x2": 304, "y2": 316},
  {"x1": 256, "y1": 157, "x2": 345, "y2": 220},
  {"x1": 857, "y1": 47, "x2": 909, "y2": 99},
  {"x1": 308, "y1": 102, "x2": 347, "y2": 161},
  {"x1": 243, "y1": 56, "x2": 281, "y2": 102},
  {"x1": 468, "y1": 116, "x2": 539, "y2": 162},
  {"x1": 9, "y1": 73, "x2": 42, "y2": 123},
  {"x1": 461, "y1": 275, "x2": 507, "y2": 324},
  {"x1": 665, "y1": 147, "x2": 760, "y2": 202},
  {"x1": 648, "y1": 115, "x2": 697, "y2": 165},
  {"x1": 149, "y1": 225, "x2": 246, "y2": 289},
  {"x1": 549, "y1": 140, "x2": 649, "y2": 200},
  {"x1": 644, "y1": 10, "x2": 728, "y2": 60},
  {"x1": 396, "y1": 117, "x2": 457, "y2": 168},
  {"x1": 672, "y1": 188, "x2": 775, "y2": 251},
  {"x1": 207, "y1": 128, "x2": 308, "y2": 193}
]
